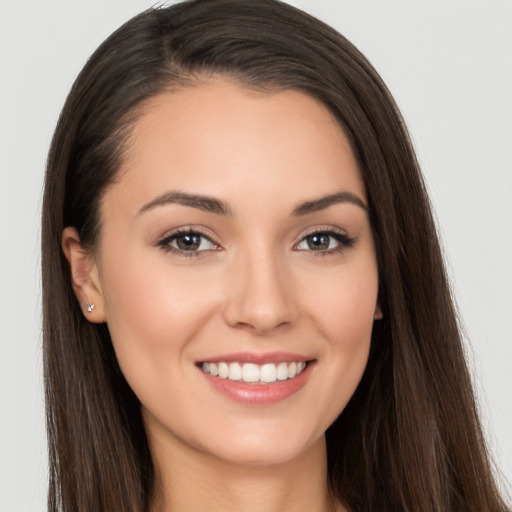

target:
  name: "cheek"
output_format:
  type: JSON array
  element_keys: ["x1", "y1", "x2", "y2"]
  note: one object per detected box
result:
[
  {"x1": 98, "y1": 247, "x2": 218, "y2": 394},
  {"x1": 103, "y1": 242, "x2": 216, "y2": 329},
  {"x1": 301, "y1": 257, "x2": 378, "y2": 413},
  {"x1": 304, "y1": 256, "x2": 379, "y2": 345}
]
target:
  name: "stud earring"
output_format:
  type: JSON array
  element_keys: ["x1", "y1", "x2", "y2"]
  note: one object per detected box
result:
[{"x1": 86, "y1": 303, "x2": 95, "y2": 313}]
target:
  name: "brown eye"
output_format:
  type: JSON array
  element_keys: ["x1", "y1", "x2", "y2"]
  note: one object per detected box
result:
[
  {"x1": 159, "y1": 230, "x2": 218, "y2": 253},
  {"x1": 176, "y1": 233, "x2": 202, "y2": 250},
  {"x1": 305, "y1": 233, "x2": 331, "y2": 250},
  {"x1": 295, "y1": 229, "x2": 355, "y2": 254}
]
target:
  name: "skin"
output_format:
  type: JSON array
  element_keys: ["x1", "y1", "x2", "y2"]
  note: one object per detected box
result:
[{"x1": 63, "y1": 79, "x2": 382, "y2": 512}]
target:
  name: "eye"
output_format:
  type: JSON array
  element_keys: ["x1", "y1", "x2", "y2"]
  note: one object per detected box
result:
[
  {"x1": 158, "y1": 229, "x2": 219, "y2": 254},
  {"x1": 295, "y1": 230, "x2": 355, "y2": 254}
]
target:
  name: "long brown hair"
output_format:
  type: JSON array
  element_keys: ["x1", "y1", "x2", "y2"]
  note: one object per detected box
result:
[{"x1": 41, "y1": 1, "x2": 509, "y2": 510}]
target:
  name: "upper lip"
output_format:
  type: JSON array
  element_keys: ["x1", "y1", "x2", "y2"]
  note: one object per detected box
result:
[{"x1": 197, "y1": 351, "x2": 313, "y2": 365}]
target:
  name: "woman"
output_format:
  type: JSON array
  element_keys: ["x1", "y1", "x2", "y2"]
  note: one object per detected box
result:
[{"x1": 41, "y1": 0, "x2": 509, "y2": 511}]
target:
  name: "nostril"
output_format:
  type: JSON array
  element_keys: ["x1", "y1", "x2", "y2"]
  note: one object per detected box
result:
[
  {"x1": 235, "y1": 319, "x2": 293, "y2": 336},
  {"x1": 222, "y1": 262, "x2": 298, "y2": 334}
]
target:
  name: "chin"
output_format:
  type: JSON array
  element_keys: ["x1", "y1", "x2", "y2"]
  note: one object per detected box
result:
[{"x1": 196, "y1": 423, "x2": 326, "y2": 468}]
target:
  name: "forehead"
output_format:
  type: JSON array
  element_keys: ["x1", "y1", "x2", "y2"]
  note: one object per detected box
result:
[{"x1": 111, "y1": 79, "x2": 366, "y2": 213}]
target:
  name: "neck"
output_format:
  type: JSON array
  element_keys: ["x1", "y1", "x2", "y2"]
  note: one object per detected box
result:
[{"x1": 147, "y1": 426, "x2": 343, "y2": 512}]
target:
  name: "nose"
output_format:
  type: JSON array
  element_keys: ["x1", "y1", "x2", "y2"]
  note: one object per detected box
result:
[{"x1": 222, "y1": 247, "x2": 298, "y2": 335}]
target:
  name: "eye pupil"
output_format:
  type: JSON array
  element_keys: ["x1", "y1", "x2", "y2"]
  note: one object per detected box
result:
[
  {"x1": 307, "y1": 234, "x2": 330, "y2": 250},
  {"x1": 177, "y1": 234, "x2": 201, "y2": 250}
]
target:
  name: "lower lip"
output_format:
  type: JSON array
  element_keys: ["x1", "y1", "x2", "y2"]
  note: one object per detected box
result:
[{"x1": 199, "y1": 362, "x2": 314, "y2": 405}]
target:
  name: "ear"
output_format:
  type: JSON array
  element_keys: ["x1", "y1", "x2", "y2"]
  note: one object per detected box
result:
[
  {"x1": 61, "y1": 227, "x2": 106, "y2": 323},
  {"x1": 374, "y1": 302, "x2": 383, "y2": 320}
]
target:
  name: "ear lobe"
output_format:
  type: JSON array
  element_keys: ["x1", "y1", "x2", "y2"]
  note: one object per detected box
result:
[
  {"x1": 61, "y1": 227, "x2": 106, "y2": 323},
  {"x1": 374, "y1": 303, "x2": 383, "y2": 320}
]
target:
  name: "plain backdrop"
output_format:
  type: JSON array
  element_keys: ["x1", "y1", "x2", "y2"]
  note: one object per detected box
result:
[{"x1": 0, "y1": 1, "x2": 511, "y2": 510}]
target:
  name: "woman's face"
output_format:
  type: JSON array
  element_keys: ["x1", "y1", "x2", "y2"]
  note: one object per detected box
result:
[{"x1": 89, "y1": 80, "x2": 380, "y2": 466}]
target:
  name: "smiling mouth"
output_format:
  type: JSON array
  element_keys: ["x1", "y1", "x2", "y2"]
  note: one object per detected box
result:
[{"x1": 200, "y1": 361, "x2": 308, "y2": 384}]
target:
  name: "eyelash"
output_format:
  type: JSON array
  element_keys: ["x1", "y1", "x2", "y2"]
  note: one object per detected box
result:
[
  {"x1": 157, "y1": 227, "x2": 355, "y2": 258},
  {"x1": 294, "y1": 228, "x2": 355, "y2": 256},
  {"x1": 157, "y1": 228, "x2": 220, "y2": 258}
]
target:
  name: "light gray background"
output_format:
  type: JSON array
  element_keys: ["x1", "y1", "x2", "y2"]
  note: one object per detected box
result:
[{"x1": 1, "y1": 1, "x2": 510, "y2": 510}]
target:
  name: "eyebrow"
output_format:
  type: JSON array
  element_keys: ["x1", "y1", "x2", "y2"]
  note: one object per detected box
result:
[
  {"x1": 292, "y1": 191, "x2": 368, "y2": 216},
  {"x1": 137, "y1": 190, "x2": 367, "y2": 217},
  {"x1": 138, "y1": 191, "x2": 232, "y2": 216}
]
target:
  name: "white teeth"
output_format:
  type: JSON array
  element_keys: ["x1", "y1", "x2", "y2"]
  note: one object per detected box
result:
[
  {"x1": 218, "y1": 362, "x2": 229, "y2": 379},
  {"x1": 242, "y1": 363, "x2": 260, "y2": 383},
  {"x1": 209, "y1": 362, "x2": 219, "y2": 376},
  {"x1": 276, "y1": 362, "x2": 288, "y2": 381},
  {"x1": 260, "y1": 363, "x2": 277, "y2": 383},
  {"x1": 201, "y1": 361, "x2": 307, "y2": 383},
  {"x1": 228, "y1": 362, "x2": 242, "y2": 381}
]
